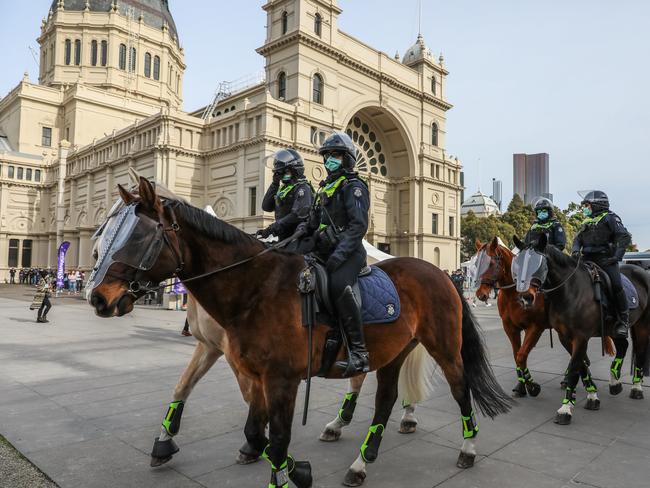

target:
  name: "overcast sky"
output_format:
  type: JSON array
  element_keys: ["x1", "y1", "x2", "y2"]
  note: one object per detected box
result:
[{"x1": 1, "y1": 1, "x2": 649, "y2": 248}]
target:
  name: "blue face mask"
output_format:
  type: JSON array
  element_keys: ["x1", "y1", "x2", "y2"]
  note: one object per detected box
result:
[
  {"x1": 324, "y1": 156, "x2": 342, "y2": 172},
  {"x1": 582, "y1": 206, "x2": 592, "y2": 217},
  {"x1": 282, "y1": 172, "x2": 292, "y2": 183},
  {"x1": 537, "y1": 210, "x2": 549, "y2": 221}
]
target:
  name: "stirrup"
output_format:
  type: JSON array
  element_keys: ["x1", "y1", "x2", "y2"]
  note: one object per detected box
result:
[
  {"x1": 613, "y1": 322, "x2": 629, "y2": 339},
  {"x1": 335, "y1": 354, "x2": 369, "y2": 378}
]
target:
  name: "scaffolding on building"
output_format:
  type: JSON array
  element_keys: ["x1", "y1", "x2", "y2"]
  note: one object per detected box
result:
[{"x1": 202, "y1": 71, "x2": 266, "y2": 120}]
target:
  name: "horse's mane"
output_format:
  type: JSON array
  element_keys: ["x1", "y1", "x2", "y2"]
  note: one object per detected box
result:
[
  {"x1": 167, "y1": 200, "x2": 259, "y2": 247},
  {"x1": 545, "y1": 244, "x2": 576, "y2": 268}
]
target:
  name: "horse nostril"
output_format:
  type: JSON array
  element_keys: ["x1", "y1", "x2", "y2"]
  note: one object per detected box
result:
[{"x1": 91, "y1": 292, "x2": 107, "y2": 311}]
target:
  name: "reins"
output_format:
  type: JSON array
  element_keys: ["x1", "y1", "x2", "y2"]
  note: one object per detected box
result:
[{"x1": 539, "y1": 255, "x2": 582, "y2": 294}]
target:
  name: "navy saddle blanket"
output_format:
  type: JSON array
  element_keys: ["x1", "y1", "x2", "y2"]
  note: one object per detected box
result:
[
  {"x1": 622, "y1": 274, "x2": 639, "y2": 310},
  {"x1": 357, "y1": 266, "x2": 401, "y2": 324}
]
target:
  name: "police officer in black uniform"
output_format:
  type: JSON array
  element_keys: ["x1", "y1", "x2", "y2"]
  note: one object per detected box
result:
[
  {"x1": 571, "y1": 191, "x2": 632, "y2": 338},
  {"x1": 257, "y1": 149, "x2": 313, "y2": 243},
  {"x1": 524, "y1": 197, "x2": 566, "y2": 251},
  {"x1": 300, "y1": 132, "x2": 370, "y2": 376}
]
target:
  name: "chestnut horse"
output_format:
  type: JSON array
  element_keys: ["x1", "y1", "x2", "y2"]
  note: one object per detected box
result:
[
  {"x1": 474, "y1": 237, "x2": 612, "y2": 406},
  {"x1": 88, "y1": 178, "x2": 511, "y2": 487},
  {"x1": 512, "y1": 234, "x2": 650, "y2": 425}
]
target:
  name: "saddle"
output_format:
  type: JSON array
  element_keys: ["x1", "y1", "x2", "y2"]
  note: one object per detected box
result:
[
  {"x1": 298, "y1": 256, "x2": 401, "y2": 376},
  {"x1": 584, "y1": 262, "x2": 639, "y2": 320}
]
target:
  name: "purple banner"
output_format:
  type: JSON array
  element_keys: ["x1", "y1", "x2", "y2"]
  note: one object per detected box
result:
[
  {"x1": 172, "y1": 278, "x2": 187, "y2": 295},
  {"x1": 56, "y1": 241, "x2": 71, "y2": 289}
]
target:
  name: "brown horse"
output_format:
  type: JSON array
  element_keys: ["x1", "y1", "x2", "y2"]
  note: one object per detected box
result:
[
  {"x1": 474, "y1": 238, "x2": 613, "y2": 405},
  {"x1": 88, "y1": 178, "x2": 511, "y2": 487}
]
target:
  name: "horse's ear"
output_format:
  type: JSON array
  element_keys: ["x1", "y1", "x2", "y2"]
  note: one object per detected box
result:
[
  {"x1": 513, "y1": 235, "x2": 525, "y2": 250},
  {"x1": 475, "y1": 238, "x2": 482, "y2": 251},
  {"x1": 489, "y1": 236, "x2": 499, "y2": 251},
  {"x1": 138, "y1": 176, "x2": 162, "y2": 213},
  {"x1": 118, "y1": 184, "x2": 137, "y2": 205}
]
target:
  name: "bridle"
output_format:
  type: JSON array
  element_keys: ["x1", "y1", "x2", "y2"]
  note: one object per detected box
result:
[
  {"x1": 480, "y1": 251, "x2": 516, "y2": 291},
  {"x1": 106, "y1": 201, "x2": 300, "y2": 296}
]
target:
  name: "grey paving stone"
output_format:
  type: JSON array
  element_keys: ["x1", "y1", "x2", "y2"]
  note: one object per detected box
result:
[{"x1": 575, "y1": 440, "x2": 650, "y2": 488}]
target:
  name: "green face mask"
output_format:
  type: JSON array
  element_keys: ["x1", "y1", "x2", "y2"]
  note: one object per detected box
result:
[
  {"x1": 282, "y1": 172, "x2": 292, "y2": 183},
  {"x1": 325, "y1": 156, "x2": 342, "y2": 172},
  {"x1": 582, "y1": 206, "x2": 592, "y2": 217}
]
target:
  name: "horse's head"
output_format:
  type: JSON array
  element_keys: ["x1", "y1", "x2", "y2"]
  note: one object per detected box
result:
[
  {"x1": 511, "y1": 234, "x2": 549, "y2": 309},
  {"x1": 474, "y1": 237, "x2": 512, "y2": 302},
  {"x1": 87, "y1": 177, "x2": 181, "y2": 317}
]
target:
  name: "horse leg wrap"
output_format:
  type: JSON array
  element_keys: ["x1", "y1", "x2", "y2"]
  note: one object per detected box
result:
[
  {"x1": 262, "y1": 448, "x2": 290, "y2": 488},
  {"x1": 339, "y1": 392, "x2": 359, "y2": 425},
  {"x1": 581, "y1": 374, "x2": 598, "y2": 393},
  {"x1": 610, "y1": 358, "x2": 624, "y2": 381},
  {"x1": 360, "y1": 424, "x2": 385, "y2": 463},
  {"x1": 562, "y1": 387, "x2": 576, "y2": 406},
  {"x1": 630, "y1": 367, "x2": 644, "y2": 399},
  {"x1": 461, "y1": 411, "x2": 479, "y2": 439},
  {"x1": 521, "y1": 368, "x2": 541, "y2": 396},
  {"x1": 162, "y1": 400, "x2": 184, "y2": 436}
]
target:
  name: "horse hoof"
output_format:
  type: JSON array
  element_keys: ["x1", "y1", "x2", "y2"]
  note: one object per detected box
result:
[
  {"x1": 289, "y1": 460, "x2": 313, "y2": 488},
  {"x1": 630, "y1": 389, "x2": 644, "y2": 400},
  {"x1": 456, "y1": 452, "x2": 475, "y2": 469},
  {"x1": 609, "y1": 383, "x2": 623, "y2": 396},
  {"x1": 399, "y1": 420, "x2": 417, "y2": 434},
  {"x1": 236, "y1": 452, "x2": 260, "y2": 465},
  {"x1": 512, "y1": 383, "x2": 527, "y2": 398},
  {"x1": 526, "y1": 382, "x2": 542, "y2": 397},
  {"x1": 584, "y1": 399, "x2": 601, "y2": 411},
  {"x1": 343, "y1": 469, "x2": 366, "y2": 487},
  {"x1": 150, "y1": 437, "x2": 179, "y2": 467},
  {"x1": 319, "y1": 428, "x2": 342, "y2": 442},
  {"x1": 554, "y1": 413, "x2": 572, "y2": 425}
]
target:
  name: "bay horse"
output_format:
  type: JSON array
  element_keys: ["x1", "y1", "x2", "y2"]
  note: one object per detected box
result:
[
  {"x1": 512, "y1": 234, "x2": 650, "y2": 425},
  {"x1": 88, "y1": 177, "x2": 511, "y2": 487},
  {"x1": 474, "y1": 237, "x2": 612, "y2": 407}
]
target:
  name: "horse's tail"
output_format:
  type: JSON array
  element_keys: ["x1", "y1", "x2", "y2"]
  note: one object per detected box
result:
[
  {"x1": 398, "y1": 343, "x2": 437, "y2": 405},
  {"x1": 459, "y1": 293, "x2": 513, "y2": 418},
  {"x1": 604, "y1": 336, "x2": 615, "y2": 357}
]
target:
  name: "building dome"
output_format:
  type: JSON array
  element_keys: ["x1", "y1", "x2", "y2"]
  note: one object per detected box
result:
[
  {"x1": 461, "y1": 190, "x2": 501, "y2": 218},
  {"x1": 49, "y1": 0, "x2": 178, "y2": 42},
  {"x1": 402, "y1": 34, "x2": 434, "y2": 66}
]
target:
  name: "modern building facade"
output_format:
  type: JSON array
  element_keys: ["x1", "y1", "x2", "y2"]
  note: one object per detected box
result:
[
  {"x1": 513, "y1": 152, "x2": 551, "y2": 204},
  {"x1": 491, "y1": 178, "x2": 502, "y2": 211},
  {"x1": 0, "y1": 0, "x2": 464, "y2": 281}
]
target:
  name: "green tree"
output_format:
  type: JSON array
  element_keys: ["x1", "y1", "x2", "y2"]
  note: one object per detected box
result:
[
  {"x1": 501, "y1": 193, "x2": 535, "y2": 240},
  {"x1": 460, "y1": 211, "x2": 515, "y2": 261}
]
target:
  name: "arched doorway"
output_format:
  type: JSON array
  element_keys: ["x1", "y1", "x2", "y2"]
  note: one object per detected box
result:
[{"x1": 345, "y1": 107, "x2": 413, "y2": 257}]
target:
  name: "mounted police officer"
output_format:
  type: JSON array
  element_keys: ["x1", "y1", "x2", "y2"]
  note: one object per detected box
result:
[
  {"x1": 571, "y1": 191, "x2": 632, "y2": 339},
  {"x1": 257, "y1": 149, "x2": 313, "y2": 245},
  {"x1": 299, "y1": 131, "x2": 370, "y2": 376},
  {"x1": 524, "y1": 197, "x2": 566, "y2": 251}
]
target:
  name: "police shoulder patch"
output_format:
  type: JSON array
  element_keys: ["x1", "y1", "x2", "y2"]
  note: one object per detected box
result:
[
  {"x1": 297, "y1": 188, "x2": 305, "y2": 197},
  {"x1": 353, "y1": 187, "x2": 363, "y2": 198},
  {"x1": 558, "y1": 227, "x2": 564, "y2": 233}
]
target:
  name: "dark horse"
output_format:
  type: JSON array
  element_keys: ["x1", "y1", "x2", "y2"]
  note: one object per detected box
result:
[
  {"x1": 474, "y1": 237, "x2": 613, "y2": 406},
  {"x1": 512, "y1": 234, "x2": 650, "y2": 425},
  {"x1": 87, "y1": 178, "x2": 511, "y2": 487}
]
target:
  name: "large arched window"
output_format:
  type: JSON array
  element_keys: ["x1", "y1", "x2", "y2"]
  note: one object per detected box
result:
[
  {"x1": 281, "y1": 11, "x2": 288, "y2": 34},
  {"x1": 74, "y1": 39, "x2": 81, "y2": 66},
  {"x1": 431, "y1": 75, "x2": 436, "y2": 95},
  {"x1": 91, "y1": 40, "x2": 98, "y2": 66},
  {"x1": 431, "y1": 122, "x2": 439, "y2": 146},
  {"x1": 277, "y1": 72, "x2": 287, "y2": 99},
  {"x1": 100, "y1": 40, "x2": 108, "y2": 66},
  {"x1": 64, "y1": 39, "x2": 72, "y2": 65},
  {"x1": 312, "y1": 73, "x2": 323, "y2": 104},
  {"x1": 144, "y1": 52, "x2": 152, "y2": 78},
  {"x1": 314, "y1": 13, "x2": 322, "y2": 37},
  {"x1": 119, "y1": 44, "x2": 127, "y2": 70},
  {"x1": 153, "y1": 56, "x2": 161, "y2": 80}
]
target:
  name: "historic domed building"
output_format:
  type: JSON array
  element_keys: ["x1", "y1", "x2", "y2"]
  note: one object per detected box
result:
[
  {"x1": 461, "y1": 190, "x2": 501, "y2": 218},
  {"x1": 0, "y1": 0, "x2": 463, "y2": 280}
]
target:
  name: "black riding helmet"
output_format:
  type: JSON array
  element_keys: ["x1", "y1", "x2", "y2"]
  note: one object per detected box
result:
[
  {"x1": 273, "y1": 148, "x2": 305, "y2": 178},
  {"x1": 533, "y1": 197, "x2": 554, "y2": 218},
  {"x1": 318, "y1": 131, "x2": 357, "y2": 171},
  {"x1": 580, "y1": 190, "x2": 610, "y2": 213}
]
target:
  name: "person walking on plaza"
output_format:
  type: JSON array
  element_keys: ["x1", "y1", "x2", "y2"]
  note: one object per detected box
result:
[
  {"x1": 9, "y1": 267, "x2": 16, "y2": 284},
  {"x1": 35, "y1": 275, "x2": 54, "y2": 323},
  {"x1": 181, "y1": 318, "x2": 192, "y2": 337}
]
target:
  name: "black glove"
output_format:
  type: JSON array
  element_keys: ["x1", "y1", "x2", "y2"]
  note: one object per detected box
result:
[
  {"x1": 272, "y1": 172, "x2": 282, "y2": 185},
  {"x1": 600, "y1": 257, "x2": 618, "y2": 266},
  {"x1": 296, "y1": 222, "x2": 309, "y2": 237},
  {"x1": 256, "y1": 226, "x2": 274, "y2": 239},
  {"x1": 326, "y1": 255, "x2": 344, "y2": 273}
]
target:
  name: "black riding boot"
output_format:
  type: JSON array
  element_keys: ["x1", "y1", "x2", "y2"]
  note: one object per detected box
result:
[
  {"x1": 334, "y1": 286, "x2": 370, "y2": 377},
  {"x1": 613, "y1": 289, "x2": 629, "y2": 339}
]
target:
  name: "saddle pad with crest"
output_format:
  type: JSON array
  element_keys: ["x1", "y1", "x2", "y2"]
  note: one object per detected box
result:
[
  {"x1": 622, "y1": 274, "x2": 639, "y2": 310},
  {"x1": 357, "y1": 266, "x2": 401, "y2": 324}
]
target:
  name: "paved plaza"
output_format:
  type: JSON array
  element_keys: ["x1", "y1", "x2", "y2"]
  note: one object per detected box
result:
[{"x1": 1, "y1": 285, "x2": 649, "y2": 488}]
